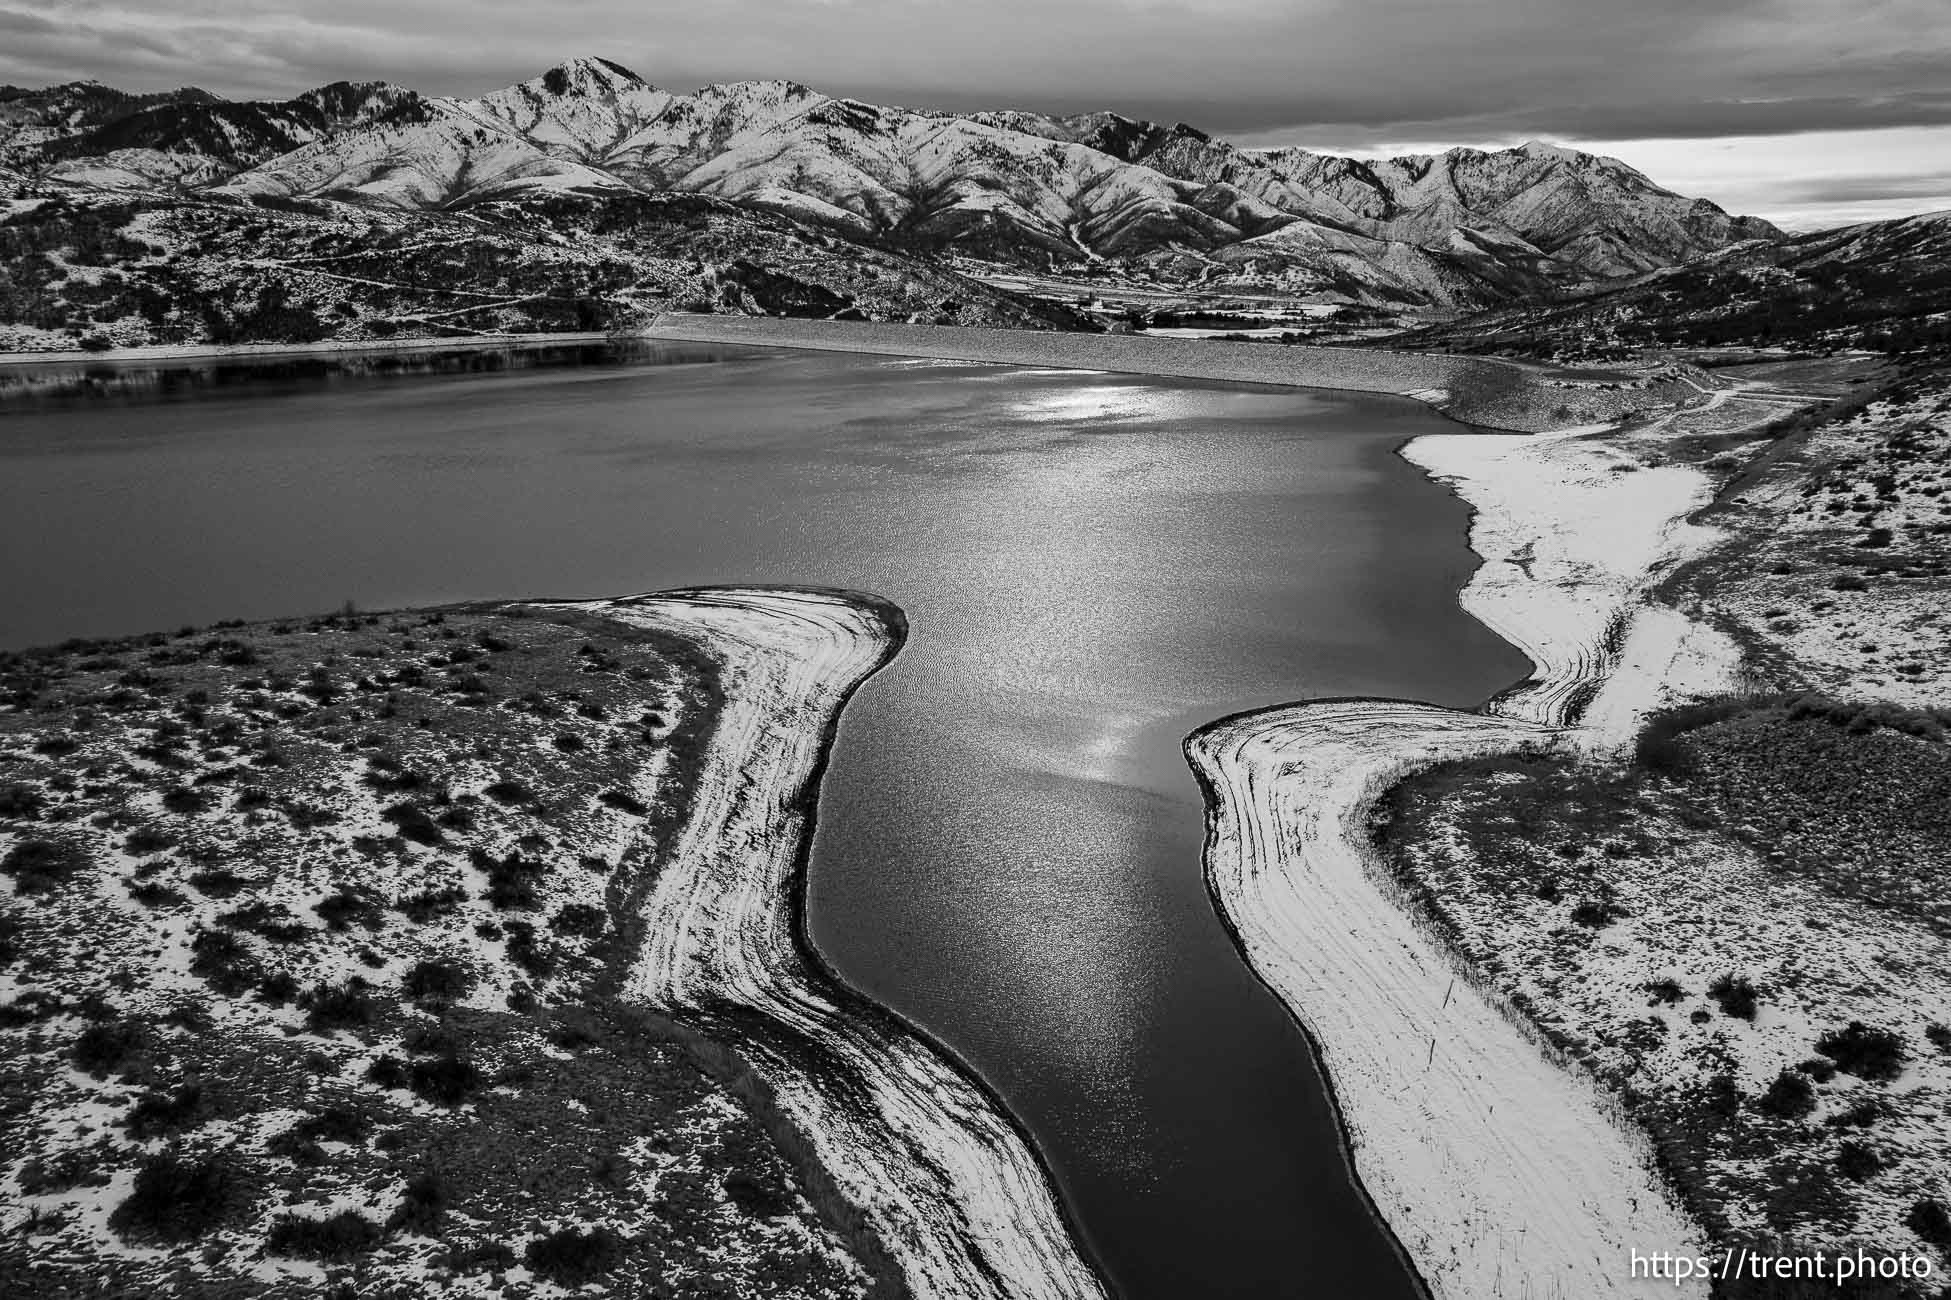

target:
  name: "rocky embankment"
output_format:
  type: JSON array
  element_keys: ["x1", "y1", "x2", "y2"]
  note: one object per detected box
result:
[{"x1": 537, "y1": 588, "x2": 1107, "y2": 1300}]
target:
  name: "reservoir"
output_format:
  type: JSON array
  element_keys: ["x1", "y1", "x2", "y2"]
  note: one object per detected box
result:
[{"x1": 0, "y1": 343, "x2": 1529, "y2": 1298}]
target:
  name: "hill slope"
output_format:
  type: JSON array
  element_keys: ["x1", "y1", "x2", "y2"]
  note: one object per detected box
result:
[
  {"x1": 1386, "y1": 209, "x2": 1951, "y2": 359},
  {"x1": 0, "y1": 186, "x2": 1086, "y2": 354},
  {"x1": 4, "y1": 59, "x2": 1778, "y2": 311},
  {"x1": 984, "y1": 113, "x2": 1774, "y2": 278},
  {"x1": 28, "y1": 82, "x2": 430, "y2": 191}
]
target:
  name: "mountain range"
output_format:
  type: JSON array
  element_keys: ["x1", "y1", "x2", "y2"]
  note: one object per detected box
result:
[
  {"x1": 1387, "y1": 207, "x2": 1951, "y2": 360},
  {"x1": 3, "y1": 58, "x2": 1778, "y2": 311}
]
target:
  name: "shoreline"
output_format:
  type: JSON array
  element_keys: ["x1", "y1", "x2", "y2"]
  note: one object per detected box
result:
[
  {"x1": 1185, "y1": 423, "x2": 1748, "y2": 1299},
  {"x1": 532, "y1": 587, "x2": 1109, "y2": 1300},
  {"x1": 0, "y1": 331, "x2": 619, "y2": 368},
  {"x1": 1, "y1": 315, "x2": 1706, "y2": 436},
  {"x1": 0, "y1": 324, "x2": 1755, "y2": 1288},
  {"x1": 0, "y1": 597, "x2": 926, "y2": 1293},
  {"x1": 636, "y1": 314, "x2": 1705, "y2": 434}
]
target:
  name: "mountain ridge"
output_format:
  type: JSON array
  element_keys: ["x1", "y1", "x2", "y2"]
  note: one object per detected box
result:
[
  {"x1": 1380, "y1": 207, "x2": 1951, "y2": 359},
  {"x1": 3, "y1": 58, "x2": 1779, "y2": 310}
]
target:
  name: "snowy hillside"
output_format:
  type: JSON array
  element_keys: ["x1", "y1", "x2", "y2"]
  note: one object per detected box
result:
[
  {"x1": 1390, "y1": 208, "x2": 1951, "y2": 359},
  {"x1": 3, "y1": 59, "x2": 1782, "y2": 310},
  {"x1": 0, "y1": 187, "x2": 1086, "y2": 354},
  {"x1": 31, "y1": 82, "x2": 428, "y2": 192},
  {"x1": 971, "y1": 112, "x2": 1776, "y2": 287}
]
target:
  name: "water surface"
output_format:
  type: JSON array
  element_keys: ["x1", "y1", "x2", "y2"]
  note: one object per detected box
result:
[{"x1": 0, "y1": 344, "x2": 1529, "y2": 1298}]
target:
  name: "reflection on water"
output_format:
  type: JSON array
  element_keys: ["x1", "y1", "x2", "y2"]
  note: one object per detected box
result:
[
  {"x1": 0, "y1": 344, "x2": 1528, "y2": 1299},
  {"x1": 0, "y1": 340, "x2": 697, "y2": 401}
]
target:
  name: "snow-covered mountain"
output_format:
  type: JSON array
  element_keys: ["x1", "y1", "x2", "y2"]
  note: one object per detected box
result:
[
  {"x1": 983, "y1": 112, "x2": 1775, "y2": 279},
  {"x1": 214, "y1": 61, "x2": 1303, "y2": 272},
  {"x1": 1387, "y1": 208, "x2": 1951, "y2": 358},
  {"x1": 0, "y1": 81, "x2": 219, "y2": 137},
  {"x1": 27, "y1": 82, "x2": 427, "y2": 190},
  {"x1": 5, "y1": 58, "x2": 1781, "y2": 308}
]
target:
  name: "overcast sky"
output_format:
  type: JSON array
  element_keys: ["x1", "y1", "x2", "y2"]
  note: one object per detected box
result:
[{"x1": 7, "y1": 0, "x2": 1948, "y2": 229}]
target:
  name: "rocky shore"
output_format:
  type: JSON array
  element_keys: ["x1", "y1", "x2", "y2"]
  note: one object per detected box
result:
[
  {"x1": 543, "y1": 588, "x2": 1109, "y2": 1300},
  {"x1": 1185, "y1": 419, "x2": 1746, "y2": 1299}
]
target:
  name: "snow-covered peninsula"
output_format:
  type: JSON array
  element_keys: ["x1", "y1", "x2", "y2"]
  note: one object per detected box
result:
[
  {"x1": 541, "y1": 588, "x2": 1109, "y2": 1300},
  {"x1": 1187, "y1": 417, "x2": 1736, "y2": 1299}
]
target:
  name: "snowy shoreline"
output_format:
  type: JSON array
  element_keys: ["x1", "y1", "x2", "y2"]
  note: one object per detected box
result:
[
  {"x1": 1186, "y1": 425, "x2": 1745, "y2": 1299},
  {"x1": 510, "y1": 399, "x2": 1748, "y2": 1300},
  {"x1": 538, "y1": 430, "x2": 1745, "y2": 1300},
  {"x1": 0, "y1": 316, "x2": 1701, "y2": 436},
  {"x1": 0, "y1": 331, "x2": 618, "y2": 367},
  {"x1": 638, "y1": 314, "x2": 1689, "y2": 433},
  {"x1": 533, "y1": 587, "x2": 1108, "y2": 1300}
]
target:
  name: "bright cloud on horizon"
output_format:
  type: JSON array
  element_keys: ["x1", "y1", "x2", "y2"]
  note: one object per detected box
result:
[
  {"x1": 4, "y1": 0, "x2": 1948, "y2": 232},
  {"x1": 1244, "y1": 125, "x2": 1951, "y2": 232},
  {"x1": 1580, "y1": 127, "x2": 1951, "y2": 231}
]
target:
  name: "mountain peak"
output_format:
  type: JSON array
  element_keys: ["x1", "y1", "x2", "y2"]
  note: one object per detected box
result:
[
  {"x1": 537, "y1": 57, "x2": 645, "y2": 97},
  {"x1": 1516, "y1": 139, "x2": 1579, "y2": 161}
]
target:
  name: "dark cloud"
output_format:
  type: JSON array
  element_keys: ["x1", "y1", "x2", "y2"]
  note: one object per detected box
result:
[{"x1": 0, "y1": 9, "x2": 60, "y2": 37}]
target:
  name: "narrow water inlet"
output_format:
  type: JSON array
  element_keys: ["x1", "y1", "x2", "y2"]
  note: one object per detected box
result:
[{"x1": 0, "y1": 343, "x2": 1532, "y2": 1298}]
